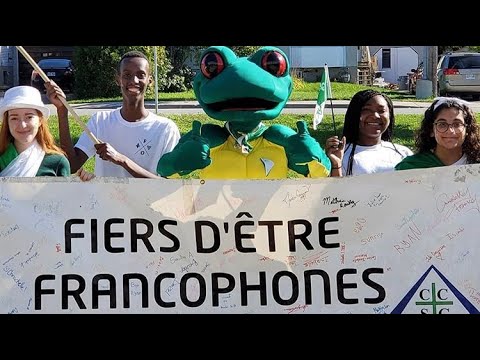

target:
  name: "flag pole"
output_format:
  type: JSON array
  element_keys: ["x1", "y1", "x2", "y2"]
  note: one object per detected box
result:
[
  {"x1": 313, "y1": 63, "x2": 332, "y2": 131},
  {"x1": 329, "y1": 96, "x2": 336, "y2": 135},
  {"x1": 326, "y1": 63, "x2": 337, "y2": 136}
]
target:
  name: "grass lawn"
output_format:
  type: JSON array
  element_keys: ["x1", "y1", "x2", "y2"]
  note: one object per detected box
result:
[
  {"x1": 50, "y1": 112, "x2": 422, "y2": 176},
  {"x1": 68, "y1": 81, "x2": 433, "y2": 104}
]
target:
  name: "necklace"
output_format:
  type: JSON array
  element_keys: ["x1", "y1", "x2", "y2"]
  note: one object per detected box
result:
[{"x1": 225, "y1": 122, "x2": 267, "y2": 154}]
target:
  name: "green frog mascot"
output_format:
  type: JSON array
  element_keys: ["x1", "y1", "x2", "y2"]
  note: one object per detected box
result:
[{"x1": 157, "y1": 46, "x2": 331, "y2": 179}]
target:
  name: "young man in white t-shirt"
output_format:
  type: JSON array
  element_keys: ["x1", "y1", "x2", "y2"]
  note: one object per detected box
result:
[{"x1": 46, "y1": 50, "x2": 180, "y2": 179}]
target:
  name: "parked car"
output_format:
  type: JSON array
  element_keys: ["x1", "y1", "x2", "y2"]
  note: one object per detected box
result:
[
  {"x1": 437, "y1": 52, "x2": 480, "y2": 99},
  {"x1": 30, "y1": 58, "x2": 75, "y2": 93}
]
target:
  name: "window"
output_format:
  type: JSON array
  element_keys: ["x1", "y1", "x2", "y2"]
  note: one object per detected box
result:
[
  {"x1": 38, "y1": 59, "x2": 71, "y2": 68},
  {"x1": 382, "y1": 49, "x2": 391, "y2": 69},
  {"x1": 448, "y1": 55, "x2": 480, "y2": 69}
]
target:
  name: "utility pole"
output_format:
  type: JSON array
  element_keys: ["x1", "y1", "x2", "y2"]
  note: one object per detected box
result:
[
  {"x1": 13, "y1": 46, "x2": 19, "y2": 86},
  {"x1": 432, "y1": 46, "x2": 438, "y2": 97},
  {"x1": 154, "y1": 46, "x2": 159, "y2": 114}
]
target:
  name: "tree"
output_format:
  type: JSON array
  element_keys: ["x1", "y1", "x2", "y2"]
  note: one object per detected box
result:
[
  {"x1": 230, "y1": 46, "x2": 262, "y2": 57},
  {"x1": 164, "y1": 46, "x2": 203, "y2": 92},
  {"x1": 438, "y1": 46, "x2": 470, "y2": 55},
  {"x1": 73, "y1": 46, "x2": 170, "y2": 99},
  {"x1": 468, "y1": 46, "x2": 480, "y2": 53}
]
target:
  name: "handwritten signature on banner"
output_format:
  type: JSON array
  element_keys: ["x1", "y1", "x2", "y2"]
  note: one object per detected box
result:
[
  {"x1": 282, "y1": 185, "x2": 311, "y2": 207},
  {"x1": 436, "y1": 187, "x2": 480, "y2": 220}
]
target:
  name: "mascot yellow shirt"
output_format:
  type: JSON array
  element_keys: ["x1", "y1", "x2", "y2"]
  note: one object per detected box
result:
[{"x1": 201, "y1": 136, "x2": 288, "y2": 179}]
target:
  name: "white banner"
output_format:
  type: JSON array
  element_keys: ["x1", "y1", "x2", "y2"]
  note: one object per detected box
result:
[{"x1": 1, "y1": 165, "x2": 480, "y2": 314}]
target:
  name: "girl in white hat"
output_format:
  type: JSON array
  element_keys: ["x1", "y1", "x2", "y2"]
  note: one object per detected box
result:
[{"x1": 0, "y1": 85, "x2": 70, "y2": 176}]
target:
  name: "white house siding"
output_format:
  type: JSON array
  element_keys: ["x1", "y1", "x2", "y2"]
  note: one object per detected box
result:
[
  {"x1": 287, "y1": 46, "x2": 347, "y2": 68},
  {"x1": 373, "y1": 47, "x2": 419, "y2": 85},
  {"x1": 277, "y1": 46, "x2": 358, "y2": 82},
  {"x1": 184, "y1": 46, "x2": 427, "y2": 85}
]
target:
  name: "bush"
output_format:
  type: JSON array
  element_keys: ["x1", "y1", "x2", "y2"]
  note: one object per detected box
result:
[{"x1": 73, "y1": 46, "x2": 170, "y2": 99}]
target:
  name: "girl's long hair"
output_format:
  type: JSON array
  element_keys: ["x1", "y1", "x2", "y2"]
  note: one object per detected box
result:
[{"x1": 0, "y1": 110, "x2": 65, "y2": 156}]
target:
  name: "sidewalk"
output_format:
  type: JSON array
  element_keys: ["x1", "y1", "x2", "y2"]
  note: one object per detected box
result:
[
  {"x1": 70, "y1": 99, "x2": 435, "y2": 110},
  {"x1": 3, "y1": 94, "x2": 480, "y2": 113},
  {"x1": 2, "y1": 88, "x2": 480, "y2": 111},
  {"x1": 138, "y1": 99, "x2": 480, "y2": 111},
  {"x1": 144, "y1": 100, "x2": 431, "y2": 108}
]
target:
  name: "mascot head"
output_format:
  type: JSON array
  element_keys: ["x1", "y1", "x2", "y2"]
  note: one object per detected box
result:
[{"x1": 193, "y1": 46, "x2": 292, "y2": 126}]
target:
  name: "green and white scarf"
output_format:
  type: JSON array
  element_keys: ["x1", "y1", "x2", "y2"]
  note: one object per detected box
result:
[{"x1": 0, "y1": 141, "x2": 45, "y2": 177}]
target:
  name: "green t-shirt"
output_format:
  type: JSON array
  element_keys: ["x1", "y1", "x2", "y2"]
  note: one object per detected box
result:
[
  {"x1": 36, "y1": 154, "x2": 71, "y2": 177},
  {"x1": 395, "y1": 152, "x2": 445, "y2": 171}
]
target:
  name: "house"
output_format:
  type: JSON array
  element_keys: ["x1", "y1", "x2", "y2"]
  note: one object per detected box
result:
[
  {"x1": 369, "y1": 46, "x2": 428, "y2": 87},
  {"x1": 276, "y1": 46, "x2": 358, "y2": 82},
  {"x1": 277, "y1": 46, "x2": 430, "y2": 86}
]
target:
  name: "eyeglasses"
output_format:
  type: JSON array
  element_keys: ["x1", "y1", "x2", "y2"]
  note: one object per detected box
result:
[{"x1": 433, "y1": 121, "x2": 466, "y2": 133}]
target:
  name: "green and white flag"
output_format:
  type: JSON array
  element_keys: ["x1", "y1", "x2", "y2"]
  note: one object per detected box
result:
[{"x1": 313, "y1": 64, "x2": 332, "y2": 130}]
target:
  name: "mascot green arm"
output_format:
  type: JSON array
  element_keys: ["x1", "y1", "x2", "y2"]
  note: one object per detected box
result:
[
  {"x1": 264, "y1": 121, "x2": 332, "y2": 177},
  {"x1": 157, "y1": 121, "x2": 228, "y2": 177}
]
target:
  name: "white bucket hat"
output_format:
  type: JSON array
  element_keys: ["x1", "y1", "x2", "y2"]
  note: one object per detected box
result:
[{"x1": 0, "y1": 85, "x2": 50, "y2": 120}]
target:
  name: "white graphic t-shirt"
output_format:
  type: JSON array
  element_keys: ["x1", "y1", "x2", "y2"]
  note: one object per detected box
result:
[
  {"x1": 342, "y1": 141, "x2": 413, "y2": 176},
  {"x1": 75, "y1": 109, "x2": 180, "y2": 177}
]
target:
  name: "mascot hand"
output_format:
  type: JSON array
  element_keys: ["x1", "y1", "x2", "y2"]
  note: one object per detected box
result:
[
  {"x1": 286, "y1": 120, "x2": 322, "y2": 176},
  {"x1": 174, "y1": 120, "x2": 212, "y2": 174},
  {"x1": 157, "y1": 120, "x2": 211, "y2": 177}
]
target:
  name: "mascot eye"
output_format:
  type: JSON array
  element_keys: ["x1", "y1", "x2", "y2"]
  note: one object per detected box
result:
[
  {"x1": 200, "y1": 52, "x2": 225, "y2": 79},
  {"x1": 261, "y1": 51, "x2": 287, "y2": 77}
]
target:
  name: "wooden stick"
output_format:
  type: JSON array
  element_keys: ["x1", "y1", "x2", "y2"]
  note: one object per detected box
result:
[{"x1": 16, "y1": 46, "x2": 100, "y2": 145}]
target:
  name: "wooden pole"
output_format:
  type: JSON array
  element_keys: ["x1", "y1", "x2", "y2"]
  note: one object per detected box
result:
[
  {"x1": 16, "y1": 46, "x2": 100, "y2": 144},
  {"x1": 432, "y1": 46, "x2": 438, "y2": 97}
]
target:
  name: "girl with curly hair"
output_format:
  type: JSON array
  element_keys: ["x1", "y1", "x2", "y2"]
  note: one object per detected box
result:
[{"x1": 395, "y1": 97, "x2": 480, "y2": 170}]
